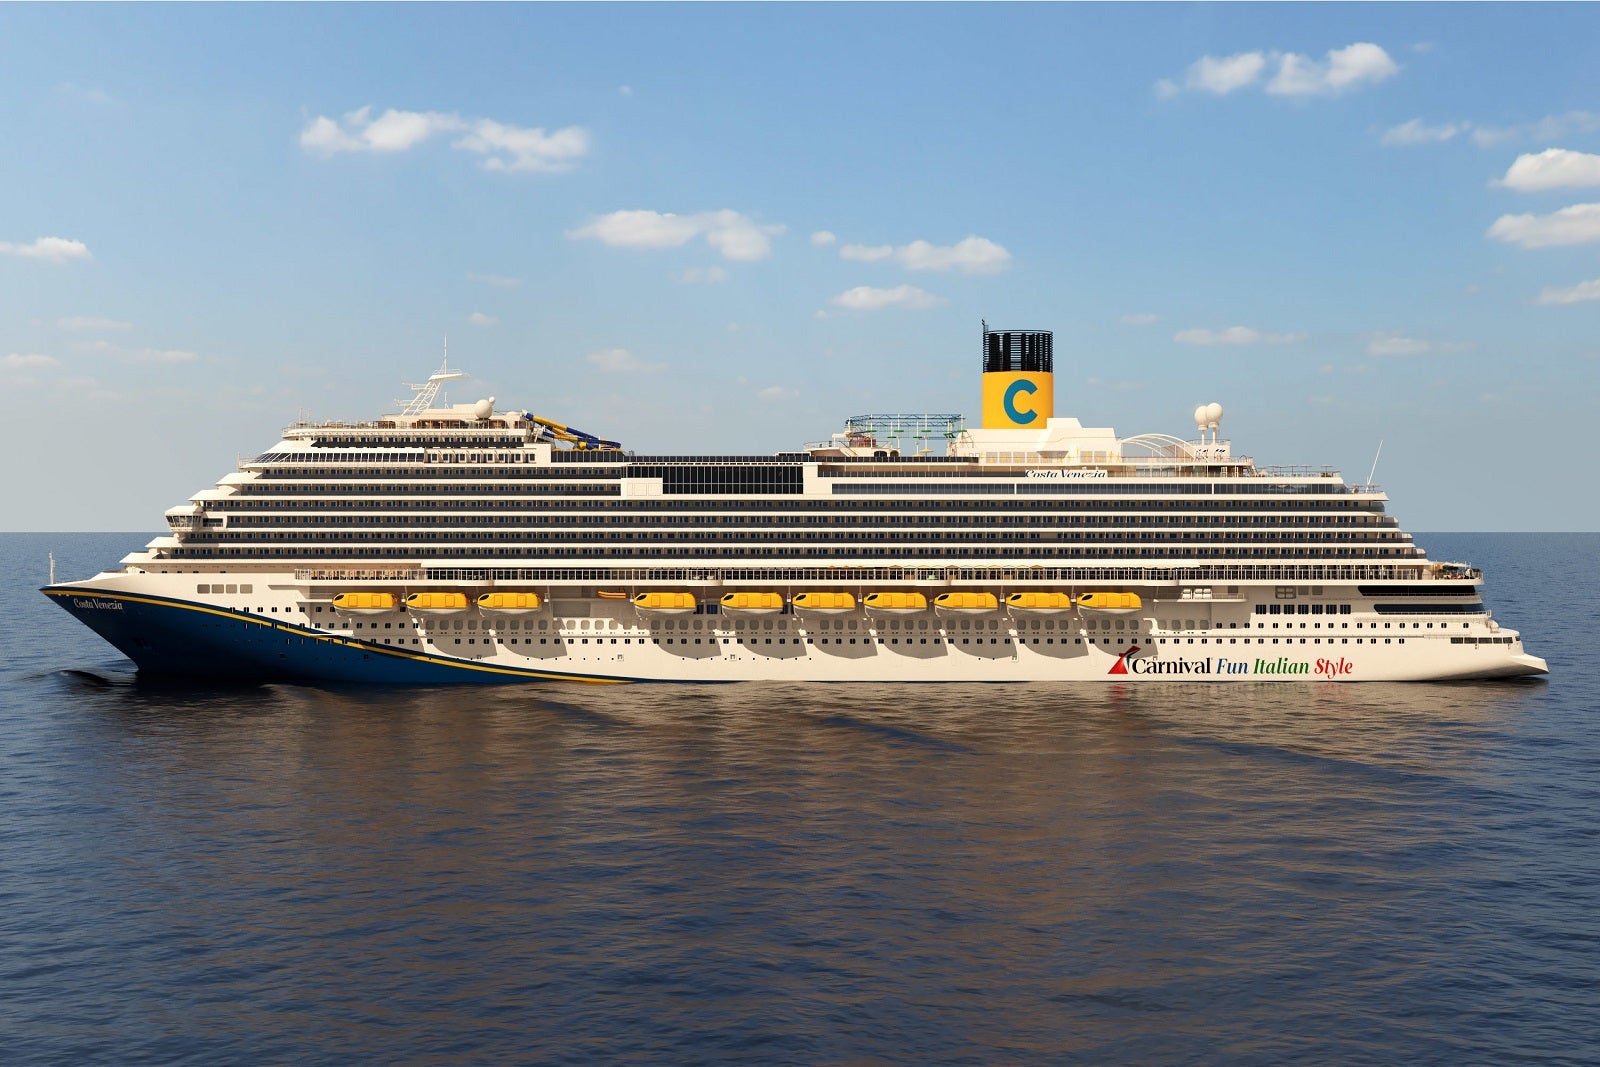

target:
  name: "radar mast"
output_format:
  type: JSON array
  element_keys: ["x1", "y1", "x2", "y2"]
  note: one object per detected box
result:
[{"x1": 399, "y1": 338, "x2": 468, "y2": 415}]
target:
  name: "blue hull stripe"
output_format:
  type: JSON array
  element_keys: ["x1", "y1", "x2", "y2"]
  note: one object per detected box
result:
[{"x1": 41, "y1": 587, "x2": 644, "y2": 685}]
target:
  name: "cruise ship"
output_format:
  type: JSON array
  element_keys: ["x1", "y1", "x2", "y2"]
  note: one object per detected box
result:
[{"x1": 44, "y1": 327, "x2": 1548, "y2": 684}]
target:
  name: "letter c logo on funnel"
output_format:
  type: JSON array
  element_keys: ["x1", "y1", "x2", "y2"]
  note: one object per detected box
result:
[{"x1": 1003, "y1": 379, "x2": 1038, "y2": 425}]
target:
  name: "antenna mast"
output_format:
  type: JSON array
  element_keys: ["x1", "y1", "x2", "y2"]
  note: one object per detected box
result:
[
  {"x1": 398, "y1": 339, "x2": 469, "y2": 416},
  {"x1": 1367, "y1": 439, "x2": 1384, "y2": 487}
]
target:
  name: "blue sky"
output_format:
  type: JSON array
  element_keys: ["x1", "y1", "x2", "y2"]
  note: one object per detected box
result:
[{"x1": 3, "y1": 4, "x2": 1598, "y2": 532}]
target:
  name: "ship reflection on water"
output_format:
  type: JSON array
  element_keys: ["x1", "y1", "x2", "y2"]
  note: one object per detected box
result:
[{"x1": 17, "y1": 670, "x2": 1560, "y2": 1061}]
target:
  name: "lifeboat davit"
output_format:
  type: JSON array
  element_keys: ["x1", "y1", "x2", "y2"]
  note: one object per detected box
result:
[
  {"x1": 864, "y1": 591, "x2": 927, "y2": 615},
  {"x1": 406, "y1": 592, "x2": 470, "y2": 615},
  {"x1": 1007, "y1": 592, "x2": 1075, "y2": 616},
  {"x1": 477, "y1": 592, "x2": 543, "y2": 615},
  {"x1": 634, "y1": 592, "x2": 697, "y2": 615},
  {"x1": 1076, "y1": 592, "x2": 1142, "y2": 615},
  {"x1": 332, "y1": 592, "x2": 396, "y2": 615},
  {"x1": 934, "y1": 591, "x2": 999, "y2": 616},
  {"x1": 721, "y1": 592, "x2": 784, "y2": 615},
  {"x1": 792, "y1": 591, "x2": 856, "y2": 614}
]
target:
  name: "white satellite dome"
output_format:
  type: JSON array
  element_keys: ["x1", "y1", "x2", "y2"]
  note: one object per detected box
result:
[
  {"x1": 473, "y1": 397, "x2": 495, "y2": 419},
  {"x1": 1193, "y1": 405, "x2": 1208, "y2": 428},
  {"x1": 1205, "y1": 402, "x2": 1223, "y2": 426}
]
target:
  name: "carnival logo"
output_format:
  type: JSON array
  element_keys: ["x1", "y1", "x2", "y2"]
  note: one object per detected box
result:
[{"x1": 1107, "y1": 647, "x2": 1357, "y2": 678}]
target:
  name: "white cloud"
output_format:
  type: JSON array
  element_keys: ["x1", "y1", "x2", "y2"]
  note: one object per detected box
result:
[
  {"x1": 57, "y1": 316, "x2": 131, "y2": 331},
  {"x1": 702, "y1": 212, "x2": 784, "y2": 261},
  {"x1": 452, "y1": 119, "x2": 589, "y2": 173},
  {"x1": 125, "y1": 348, "x2": 200, "y2": 364},
  {"x1": 2, "y1": 353, "x2": 60, "y2": 370},
  {"x1": 758, "y1": 386, "x2": 797, "y2": 401},
  {"x1": 0, "y1": 352, "x2": 62, "y2": 387},
  {"x1": 466, "y1": 312, "x2": 498, "y2": 327},
  {"x1": 0, "y1": 236, "x2": 92, "y2": 263},
  {"x1": 74, "y1": 339, "x2": 199, "y2": 364},
  {"x1": 567, "y1": 209, "x2": 784, "y2": 262},
  {"x1": 1173, "y1": 326, "x2": 1306, "y2": 346},
  {"x1": 810, "y1": 230, "x2": 837, "y2": 246},
  {"x1": 838, "y1": 235, "x2": 1011, "y2": 273},
  {"x1": 1382, "y1": 114, "x2": 1600, "y2": 151},
  {"x1": 571, "y1": 210, "x2": 703, "y2": 250},
  {"x1": 1186, "y1": 51, "x2": 1269, "y2": 94},
  {"x1": 1535, "y1": 278, "x2": 1600, "y2": 305},
  {"x1": 1487, "y1": 203, "x2": 1600, "y2": 248},
  {"x1": 585, "y1": 348, "x2": 665, "y2": 373},
  {"x1": 1268, "y1": 42, "x2": 1399, "y2": 96},
  {"x1": 1381, "y1": 118, "x2": 1464, "y2": 146},
  {"x1": 1159, "y1": 43, "x2": 1397, "y2": 99},
  {"x1": 1119, "y1": 313, "x2": 1159, "y2": 325},
  {"x1": 301, "y1": 106, "x2": 588, "y2": 172},
  {"x1": 1472, "y1": 111, "x2": 1600, "y2": 148},
  {"x1": 619, "y1": 85, "x2": 633, "y2": 97},
  {"x1": 1497, "y1": 149, "x2": 1600, "y2": 191},
  {"x1": 898, "y1": 236, "x2": 1011, "y2": 273},
  {"x1": 829, "y1": 285, "x2": 943, "y2": 311},
  {"x1": 301, "y1": 106, "x2": 456, "y2": 153},
  {"x1": 1366, "y1": 334, "x2": 1432, "y2": 356},
  {"x1": 467, "y1": 272, "x2": 523, "y2": 289},
  {"x1": 840, "y1": 243, "x2": 894, "y2": 263},
  {"x1": 675, "y1": 266, "x2": 728, "y2": 284}
]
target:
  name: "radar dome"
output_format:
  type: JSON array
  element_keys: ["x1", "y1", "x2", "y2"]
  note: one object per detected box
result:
[
  {"x1": 1205, "y1": 402, "x2": 1223, "y2": 426},
  {"x1": 1193, "y1": 405, "x2": 1208, "y2": 428},
  {"x1": 473, "y1": 397, "x2": 495, "y2": 419}
]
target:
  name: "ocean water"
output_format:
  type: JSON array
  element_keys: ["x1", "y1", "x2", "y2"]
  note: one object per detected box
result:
[{"x1": 2, "y1": 532, "x2": 1597, "y2": 1065}]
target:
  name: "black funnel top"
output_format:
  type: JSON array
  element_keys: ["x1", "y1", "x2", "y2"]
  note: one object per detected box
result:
[{"x1": 983, "y1": 327, "x2": 1053, "y2": 373}]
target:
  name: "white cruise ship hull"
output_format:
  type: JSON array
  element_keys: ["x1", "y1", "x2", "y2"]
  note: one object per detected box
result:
[{"x1": 45, "y1": 572, "x2": 1549, "y2": 685}]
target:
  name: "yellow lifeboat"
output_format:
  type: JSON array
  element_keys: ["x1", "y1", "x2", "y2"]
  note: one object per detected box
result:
[
  {"x1": 720, "y1": 592, "x2": 784, "y2": 615},
  {"x1": 1076, "y1": 592, "x2": 1142, "y2": 615},
  {"x1": 633, "y1": 591, "x2": 697, "y2": 615},
  {"x1": 933, "y1": 591, "x2": 999, "y2": 616},
  {"x1": 406, "y1": 591, "x2": 470, "y2": 615},
  {"x1": 1007, "y1": 591, "x2": 1075, "y2": 615},
  {"x1": 864, "y1": 591, "x2": 928, "y2": 615},
  {"x1": 477, "y1": 592, "x2": 543, "y2": 615},
  {"x1": 792, "y1": 591, "x2": 856, "y2": 615},
  {"x1": 332, "y1": 592, "x2": 397, "y2": 615}
]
